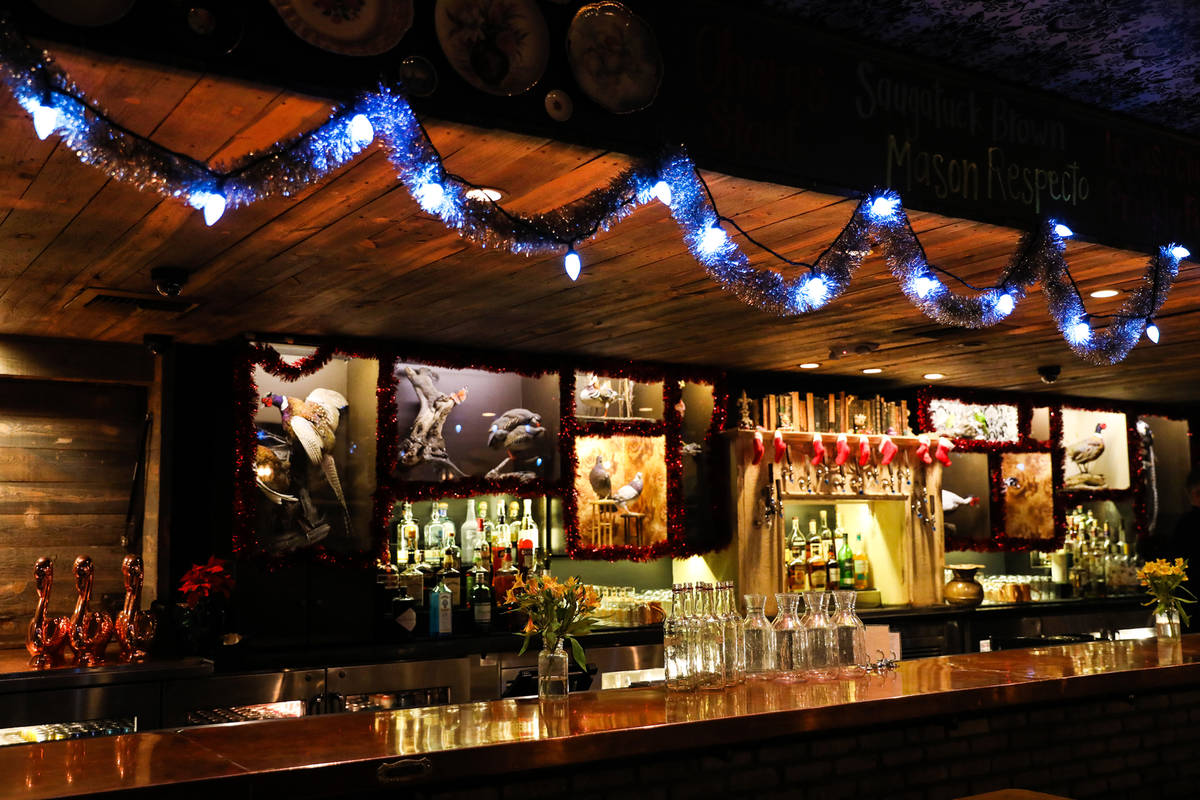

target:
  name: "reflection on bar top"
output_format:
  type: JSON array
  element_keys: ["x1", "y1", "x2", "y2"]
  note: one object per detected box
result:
[{"x1": 1, "y1": 637, "x2": 1198, "y2": 799}]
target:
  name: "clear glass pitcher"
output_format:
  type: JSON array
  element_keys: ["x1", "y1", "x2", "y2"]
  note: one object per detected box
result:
[
  {"x1": 719, "y1": 582, "x2": 745, "y2": 686},
  {"x1": 772, "y1": 593, "x2": 806, "y2": 682},
  {"x1": 743, "y1": 593, "x2": 776, "y2": 680},
  {"x1": 664, "y1": 583, "x2": 695, "y2": 691},
  {"x1": 802, "y1": 590, "x2": 838, "y2": 681},
  {"x1": 695, "y1": 584, "x2": 726, "y2": 690},
  {"x1": 832, "y1": 589, "x2": 867, "y2": 676}
]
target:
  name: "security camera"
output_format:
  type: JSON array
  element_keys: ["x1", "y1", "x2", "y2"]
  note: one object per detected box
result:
[
  {"x1": 143, "y1": 334, "x2": 173, "y2": 356},
  {"x1": 1037, "y1": 365, "x2": 1061, "y2": 384},
  {"x1": 150, "y1": 266, "x2": 189, "y2": 297}
]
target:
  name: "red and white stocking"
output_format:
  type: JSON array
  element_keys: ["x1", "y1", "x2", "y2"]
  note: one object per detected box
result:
[
  {"x1": 751, "y1": 430, "x2": 764, "y2": 465},
  {"x1": 811, "y1": 433, "x2": 826, "y2": 465},
  {"x1": 834, "y1": 433, "x2": 851, "y2": 466}
]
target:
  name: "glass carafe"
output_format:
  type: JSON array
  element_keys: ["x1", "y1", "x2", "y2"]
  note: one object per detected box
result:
[
  {"x1": 695, "y1": 584, "x2": 726, "y2": 690},
  {"x1": 802, "y1": 590, "x2": 838, "y2": 681},
  {"x1": 719, "y1": 582, "x2": 745, "y2": 686},
  {"x1": 832, "y1": 590, "x2": 867, "y2": 676},
  {"x1": 664, "y1": 584, "x2": 695, "y2": 691},
  {"x1": 743, "y1": 593, "x2": 776, "y2": 680},
  {"x1": 772, "y1": 593, "x2": 806, "y2": 682}
]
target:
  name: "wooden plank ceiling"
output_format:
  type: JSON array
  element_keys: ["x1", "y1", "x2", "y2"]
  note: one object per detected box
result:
[{"x1": 1, "y1": 46, "x2": 1197, "y2": 404}]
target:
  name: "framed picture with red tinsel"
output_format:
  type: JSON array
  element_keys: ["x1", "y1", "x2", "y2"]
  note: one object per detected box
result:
[
  {"x1": 573, "y1": 434, "x2": 668, "y2": 549},
  {"x1": 386, "y1": 360, "x2": 563, "y2": 489},
  {"x1": 926, "y1": 397, "x2": 1020, "y2": 444},
  {"x1": 1059, "y1": 407, "x2": 1130, "y2": 492},
  {"x1": 234, "y1": 342, "x2": 382, "y2": 565},
  {"x1": 997, "y1": 452, "x2": 1056, "y2": 543}
]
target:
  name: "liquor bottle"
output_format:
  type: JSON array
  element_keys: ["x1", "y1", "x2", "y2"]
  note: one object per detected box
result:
[
  {"x1": 820, "y1": 511, "x2": 839, "y2": 590},
  {"x1": 788, "y1": 517, "x2": 805, "y2": 560},
  {"x1": 476, "y1": 500, "x2": 493, "y2": 574},
  {"x1": 429, "y1": 578, "x2": 453, "y2": 637},
  {"x1": 423, "y1": 504, "x2": 444, "y2": 565},
  {"x1": 470, "y1": 553, "x2": 493, "y2": 633},
  {"x1": 492, "y1": 551, "x2": 520, "y2": 628},
  {"x1": 398, "y1": 550, "x2": 425, "y2": 608},
  {"x1": 807, "y1": 519, "x2": 827, "y2": 591},
  {"x1": 853, "y1": 533, "x2": 870, "y2": 590},
  {"x1": 391, "y1": 586, "x2": 417, "y2": 638},
  {"x1": 837, "y1": 517, "x2": 855, "y2": 590},
  {"x1": 440, "y1": 502, "x2": 456, "y2": 550},
  {"x1": 508, "y1": 500, "x2": 521, "y2": 550},
  {"x1": 492, "y1": 501, "x2": 509, "y2": 574},
  {"x1": 460, "y1": 498, "x2": 479, "y2": 566},
  {"x1": 664, "y1": 584, "x2": 693, "y2": 691},
  {"x1": 441, "y1": 532, "x2": 463, "y2": 608},
  {"x1": 398, "y1": 502, "x2": 419, "y2": 563}
]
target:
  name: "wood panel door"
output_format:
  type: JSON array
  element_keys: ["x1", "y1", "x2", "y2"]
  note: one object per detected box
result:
[{"x1": 0, "y1": 378, "x2": 145, "y2": 648}]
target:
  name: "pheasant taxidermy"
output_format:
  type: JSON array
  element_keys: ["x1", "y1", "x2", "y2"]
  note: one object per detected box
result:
[
  {"x1": 579, "y1": 374, "x2": 618, "y2": 416},
  {"x1": 1066, "y1": 423, "x2": 1107, "y2": 473},
  {"x1": 485, "y1": 408, "x2": 546, "y2": 480},
  {"x1": 262, "y1": 388, "x2": 350, "y2": 532}
]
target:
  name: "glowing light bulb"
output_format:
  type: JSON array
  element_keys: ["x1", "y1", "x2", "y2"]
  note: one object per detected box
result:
[
  {"x1": 1068, "y1": 319, "x2": 1092, "y2": 345},
  {"x1": 866, "y1": 195, "x2": 900, "y2": 220},
  {"x1": 995, "y1": 292, "x2": 1015, "y2": 316},
  {"x1": 1146, "y1": 322, "x2": 1160, "y2": 343},
  {"x1": 799, "y1": 275, "x2": 830, "y2": 308},
  {"x1": 699, "y1": 224, "x2": 727, "y2": 256},
  {"x1": 912, "y1": 275, "x2": 940, "y2": 299},
  {"x1": 31, "y1": 103, "x2": 60, "y2": 140},
  {"x1": 1053, "y1": 222, "x2": 1074, "y2": 238},
  {"x1": 652, "y1": 180, "x2": 672, "y2": 206},
  {"x1": 564, "y1": 249, "x2": 581, "y2": 281},
  {"x1": 347, "y1": 113, "x2": 374, "y2": 150},
  {"x1": 1170, "y1": 245, "x2": 1190, "y2": 260},
  {"x1": 189, "y1": 191, "x2": 227, "y2": 226},
  {"x1": 414, "y1": 180, "x2": 446, "y2": 214}
]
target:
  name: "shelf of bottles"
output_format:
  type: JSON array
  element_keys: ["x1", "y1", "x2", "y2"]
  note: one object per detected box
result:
[
  {"x1": 663, "y1": 582, "x2": 868, "y2": 691},
  {"x1": 1028, "y1": 503, "x2": 1140, "y2": 601},
  {"x1": 377, "y1": 496, "x2": 562, "y2": 639}
]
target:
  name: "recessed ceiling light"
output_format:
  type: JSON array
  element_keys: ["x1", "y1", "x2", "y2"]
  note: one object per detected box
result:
[
  {"x1": 638, "y1": 407, "x2": 653, "y2": 412},
  {"x1": 1089, "y1": 288, "x2": 1120, "y2": 299},
  {"x1": 862, "y1": 368, "x2": 883, "y2": 374},
  {"x1": 481, "y1": 412, "x2": 496, "y2": 417},
  {"x1": 799, "y1": 362, "x2": 820, "y2": 369},
  {"x1": 465, "y1": 187, "x2": 503, "y2": 202},
  {"x1": 923, "y1": 373, "x2": 945, "y2": 380}
]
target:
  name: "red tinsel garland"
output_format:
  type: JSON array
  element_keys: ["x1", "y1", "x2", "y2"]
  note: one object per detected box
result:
[{"x1": 235, "y1": 339, "x2": 726, "y2": 567}]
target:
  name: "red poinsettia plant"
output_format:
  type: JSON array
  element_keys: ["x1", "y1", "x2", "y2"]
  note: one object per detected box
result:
[{"x1": 178, "y1": 556, "x2": 235, "y2": 608}]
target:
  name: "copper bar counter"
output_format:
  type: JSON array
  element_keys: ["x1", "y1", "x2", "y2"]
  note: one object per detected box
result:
[{"x1": 6, "y1": 637, "x2": 1200, "y2": 800}]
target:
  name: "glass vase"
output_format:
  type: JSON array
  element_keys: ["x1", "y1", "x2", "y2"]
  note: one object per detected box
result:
[
  {"x1": 538, "y1": 639, "x2": 569, "y2": 698},
  {"x1": 743, "y1": 593, "x2": 776, "y2": 680},
  {"x1": 802, "y1": 591, "x2": 838, "y2": 681},
  {"x1": 832, "y1": 590, "x2": 867, "y2": 676},
  {"x1": 1155, "y1": 606, "x2": 1182, "y2": 640},
  {"x1": 664, "y1": 584, "x2": 696, "y2": 692},
  {"x1": 720, "y1": 583, "x2": 746, "y2": 686}
]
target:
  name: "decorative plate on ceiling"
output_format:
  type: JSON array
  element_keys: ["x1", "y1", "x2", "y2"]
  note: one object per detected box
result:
[
  {"x1": 32, "y1": 0, "x2": 136, "y2": 26},
  {"x1": 567, "y1": 2, "x2": 662, "y2": 114},
  {"x1": 270, "y1": 0, "x2": 413, "y2": 57},
  {"x1": 434, "y1": 0, "x2": 549, "y2": 96}
]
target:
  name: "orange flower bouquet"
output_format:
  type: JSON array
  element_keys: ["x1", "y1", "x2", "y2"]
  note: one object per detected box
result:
[
  {"x1": 1138, "y1": 558, "x2": 1195, "y2": 629},
  {"x1": 507, "y1": 574, "x2": 600, "y2": 670}
]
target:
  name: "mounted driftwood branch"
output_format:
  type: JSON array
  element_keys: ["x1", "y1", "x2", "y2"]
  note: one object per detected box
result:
[{"x1": 396, "y1": 366, "x2": 467, "y2": 477}]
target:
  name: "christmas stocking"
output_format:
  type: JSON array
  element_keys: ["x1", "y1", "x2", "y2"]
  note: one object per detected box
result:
[
  {"x1": 915, "y1": 434, "x2": 933, "y2": 464},
  {"x1": 774, "y1": 430, "x2": 786, "y2": 464},
  {"x1": 935, "y1": 436, "x2": 955, "y2": 466},
  {"x1": 878, "y1": 434, "x2": 898, "y2": 465},
  {"x1": 811, "y1": 433, "x2": 826, "y2": 465},
  {"x1": 859, "y1": 434, "x2": 872, "y2": 466},
  {"x1": 752, "y1": 430, "x2": 764, "y2": 465},
  {"x1": 835, "y1": 433, "x2": 851, "y2": 466}
]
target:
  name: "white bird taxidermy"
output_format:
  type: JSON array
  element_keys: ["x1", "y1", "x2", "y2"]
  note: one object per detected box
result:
[
  {"x1": 941, "y1": 489, "x2": 979, "y2": 513},
  {"x1": 579, "y1": 374, "x2": 619, "y2": 416}
]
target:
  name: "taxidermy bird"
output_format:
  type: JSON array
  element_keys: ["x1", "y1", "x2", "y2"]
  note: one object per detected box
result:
[
  {"x1": 612, "y1": 472, "x2": 644, "y2": 511},
  {"x1": 1066, "y1": 423, "x2": 1107, "y2": 473},
  {"x1": 941, "y1": 490, "x2": 979, "y2": 513},
  {"x1": 579, "y1": 374, "x2": 618, "y2": 416},
  {"x1": 486, "y1": 408, "x2": 546, "y2": 479},
  {"x1": 254, "y1": 443, "x2": 297, "y2": 505},
  {"x1": 262, "y1": 388, "x2": 350, "y2": 528},
  {"x1": 589, "y1": 453, "x2": 613, "y2": 498}
]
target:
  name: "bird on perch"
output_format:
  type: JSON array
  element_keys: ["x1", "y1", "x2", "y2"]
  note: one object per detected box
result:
[
  {"x1": 262, "y1": 388, "x2": 350, "y2": 531},
  {"x1": 1066, "y1": 423, "x2": 1107, "y2": 473},
  {"x1": 941, "y1": 489, "x2": 979, "y2": 513},
  {"x1": 579, "y1": 374, "x2": 619, "y2": 416},
  {"x1": 589, "y1": 453, "x2": 613, "y2": 498},
  {"x1": 485, "y1": 408, "x2": 546, "y2": 480},
  {"x1": 612, "y1": 472, "x2": 644, "y2": 511}
]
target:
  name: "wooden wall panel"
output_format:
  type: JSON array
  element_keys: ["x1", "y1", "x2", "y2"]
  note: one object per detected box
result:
[{"x1": 0, "y1": 378, "x2": 143, "y2": 648}]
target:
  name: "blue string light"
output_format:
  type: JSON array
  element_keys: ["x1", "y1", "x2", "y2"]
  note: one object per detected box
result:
[{"x1": 0, "y1": 17, "x2": 1187, "y2": 366}]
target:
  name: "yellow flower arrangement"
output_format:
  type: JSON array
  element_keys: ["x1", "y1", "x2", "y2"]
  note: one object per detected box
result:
[
  {"x1": 1137, "y1": 558, "x2": 1195, "y2": 626},
  {"x1": 508, "y1": 574, "x2": 601, "y2": 670}
]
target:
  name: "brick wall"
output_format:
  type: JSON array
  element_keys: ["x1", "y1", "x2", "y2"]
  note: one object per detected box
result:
[{"x1": 395, "y1": 686, "x2": 1200, "y2": 800}]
